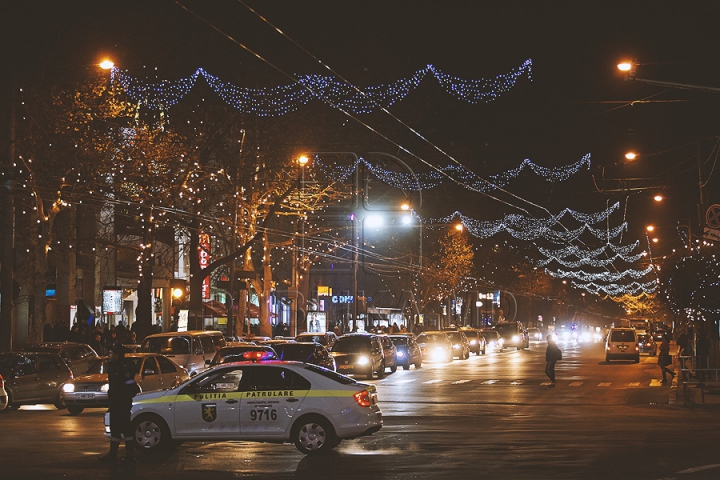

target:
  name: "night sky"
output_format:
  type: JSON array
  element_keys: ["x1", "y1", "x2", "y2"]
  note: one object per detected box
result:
[{"x1": 4, "y1": 0, "x2": 720, "y2": 253}]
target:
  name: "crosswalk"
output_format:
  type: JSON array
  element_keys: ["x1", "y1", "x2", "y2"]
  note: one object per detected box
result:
[{"x1": 378, "y1": 377, "x2": 673, "y2": 388}]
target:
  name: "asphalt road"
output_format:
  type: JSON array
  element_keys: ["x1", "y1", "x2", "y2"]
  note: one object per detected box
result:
[{"x1": 1, "y1": 339, "x2": 719, "y2": 480}]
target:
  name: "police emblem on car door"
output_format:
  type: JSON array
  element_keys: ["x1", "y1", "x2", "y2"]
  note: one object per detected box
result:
[
  {"x1": 174, "y1": 367, "x2": 243, "y2": 438},
  {"x1": 240, "y1": 366, "x2": 311, "y2": 436}
]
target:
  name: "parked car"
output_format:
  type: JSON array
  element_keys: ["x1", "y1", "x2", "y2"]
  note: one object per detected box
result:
[
  {"x1": 207, "y1": 345, "x2": 279, "y2": 367},
  {"x1": 61, "y1": 353, "x2": 190, "y2": 415},
  {"x1": 445, "y1": 331, "x2": 470, "y2": 359},
  {"x1": 637, "y1": 334, "x2": 657, "y2": 356},
  {"x1": 140, "y1": 330, "x2": 226, "y2": 376},
  {"x1": 22, "y1": 342, "x2": 99, "y2": 377},
  {"x1": 459, "y1": 328, "x2": 487, "y2": 355},
  {"x1": 295, "y1": 332, "x2": 338, "y2": 349},
  {"x1": 480, "y1": 329, "x2": 505, "y2": 353},
  {"x1": 0, "y1": 351, "x2": 74, "y2": 410},
  {"x1": 330, "y1": 333, "x2": 387, "y2": 379},
  {"x1": 605, "y1": 327, "x2": 639, "y2": 363},
  {"x1": 272, "y1": 342, "x2": 337, "y2": 371},
  {"x1": 388, "y1": 334, "x2": 422, "y2": 369},
  {"x1": 415, "y1": 331, "x2": 454, "y2": 363}
]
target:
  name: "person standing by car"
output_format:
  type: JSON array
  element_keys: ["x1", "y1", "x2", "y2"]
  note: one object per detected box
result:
[
  {"x1": 99, "y1": 343, "x2": 140, "y2": 466},
  {"x1": 658, "y1": 335, "x2": 675, "y2": 384},
  {"x1": 545, "y1": 335, "x2": 562, "y2": 387}
]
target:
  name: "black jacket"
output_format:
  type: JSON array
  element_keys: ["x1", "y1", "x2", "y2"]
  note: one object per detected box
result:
[{"x1": 546, "y1": 343, "x2": 562, "y2": 362}]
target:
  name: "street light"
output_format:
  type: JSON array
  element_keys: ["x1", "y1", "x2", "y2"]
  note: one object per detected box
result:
[
  {"x1": 617, "y1": 59, "x2": 720, "y2": 94},
  {"x1": 99, "y1": 59, "x2": 115, "y2": 70}
]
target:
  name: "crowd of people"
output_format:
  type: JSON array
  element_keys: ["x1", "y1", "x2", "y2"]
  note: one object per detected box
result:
[{"x1": 42, "y1": 319, "x2": 150, "y2": 356}]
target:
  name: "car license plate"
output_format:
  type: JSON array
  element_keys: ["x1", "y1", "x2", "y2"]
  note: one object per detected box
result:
[{"x1": 77, "y1": 393, "x2": 95, "y2": 399}]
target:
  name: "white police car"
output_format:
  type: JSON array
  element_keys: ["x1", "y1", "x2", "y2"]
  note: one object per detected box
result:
[{"x1": 105, "y1": 360, "x2": 382, "y2": 454}]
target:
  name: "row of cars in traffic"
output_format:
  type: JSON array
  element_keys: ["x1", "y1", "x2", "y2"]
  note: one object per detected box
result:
[{"x1": 0, "y1": 323, "x2": 529, "y2": 455}]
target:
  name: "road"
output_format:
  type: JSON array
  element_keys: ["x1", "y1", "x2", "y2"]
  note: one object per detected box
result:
[{"x1": 1, "y1": 339, "x2": 719, "y2": 480}]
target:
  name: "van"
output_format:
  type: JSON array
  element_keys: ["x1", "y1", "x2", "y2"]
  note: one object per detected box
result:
[
  {"x1": 605, "y1": 327, "x2": 639, "y2": 363},
  {"x1": 140, "y1": 330, "x2": 225, "y2": 375}
]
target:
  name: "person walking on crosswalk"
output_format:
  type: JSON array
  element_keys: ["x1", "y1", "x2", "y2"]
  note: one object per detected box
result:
[{"x1": 545, "y1": 335, "x2": 562, "y2": 387}]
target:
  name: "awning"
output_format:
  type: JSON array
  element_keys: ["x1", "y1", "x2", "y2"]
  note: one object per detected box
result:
[{"x1": 203, "y1": 300, "x2": 227, "y2": 317}]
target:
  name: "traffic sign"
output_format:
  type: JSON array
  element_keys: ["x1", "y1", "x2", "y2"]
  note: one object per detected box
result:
[{"x1": 706, "y1": 204, "x2": 720, "y2": 229}]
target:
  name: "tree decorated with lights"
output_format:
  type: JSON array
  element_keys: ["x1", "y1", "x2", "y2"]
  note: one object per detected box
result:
[
  {"x1": 11, "y1": 70, "x2": 135, "y2": 342},
  {"x1": 659, "y1": 245, "x2": 720, "y2": 339},
  {"x1": 417, "y1": 227, "x2": 475, "y2": 322}
]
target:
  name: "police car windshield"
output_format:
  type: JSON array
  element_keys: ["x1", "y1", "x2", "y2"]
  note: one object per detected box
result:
[
  {"x1": 389, "y1": 336, "x2": 408, "y2": 345},
  {"x1": 303, "y1": 363, "x2": 359, "y2": 385}
]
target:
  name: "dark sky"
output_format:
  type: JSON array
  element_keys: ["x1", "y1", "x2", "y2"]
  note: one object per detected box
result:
[{"x1": 5, "y1": 0, "x2": 720, "y2": 251}]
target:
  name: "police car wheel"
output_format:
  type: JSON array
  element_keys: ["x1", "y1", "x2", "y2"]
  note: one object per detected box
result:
[
  {"x1": 292, "y1": 415, "x2": 338, "y2": 455},
  {"x1": 133, "y1": 414, "x2": 171, "y2": 452},
  {"x1": 414, "y1": 359, "x2": 422, "y2": 368},
  {"x1": 390, "y1": 360, "x2": 397, "y2": 373}
]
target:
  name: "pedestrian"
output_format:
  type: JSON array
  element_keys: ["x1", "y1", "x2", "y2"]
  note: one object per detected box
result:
[
  {"x1": 545, "y1": 334, "x2": 562, "y2": 387},
  {"x1": 658, "y1": 335, "x2": 675, "y2": 385},
  {"x1": 99, "y1": 343, "x2": 140, "y2": 467}
]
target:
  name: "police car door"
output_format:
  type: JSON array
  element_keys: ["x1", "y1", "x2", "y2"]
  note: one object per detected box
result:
[
  {"x1": 239, "y1": 366, "x2": 310, "y2": 436},
  {"x1": 174, "y1": 366, "x2": 244, "y2": 438}
]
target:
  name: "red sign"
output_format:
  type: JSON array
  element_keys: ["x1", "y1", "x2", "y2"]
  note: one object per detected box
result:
[{"x1": 199, "y1": 234, "x2": 211, "y2": 300}]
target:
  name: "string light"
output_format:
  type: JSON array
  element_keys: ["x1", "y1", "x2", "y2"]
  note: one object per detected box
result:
[
  {"x1": 111, "y1": 60, "x2": 533, "y2": 115},
  {"x1": 549, "y1": 265, "x2": 654, "y2": 282},
  {"x1": 317, "y1": 153, "x2": 591, "y2": 192}
]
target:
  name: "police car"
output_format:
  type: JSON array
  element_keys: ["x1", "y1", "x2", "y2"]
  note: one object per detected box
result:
[{"x1": 105, "y1": 360, "x2": 382, "y2": 455}]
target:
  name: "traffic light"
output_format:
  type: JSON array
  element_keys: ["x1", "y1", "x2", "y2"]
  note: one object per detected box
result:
[{"x1": 170, "y1": 279, "x2": 188, "y2": 307}]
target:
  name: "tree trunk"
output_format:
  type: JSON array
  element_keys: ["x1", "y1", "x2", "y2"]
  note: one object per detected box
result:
[{"x1": 134, "y1": 214, "x2": 155, "y2": 341}]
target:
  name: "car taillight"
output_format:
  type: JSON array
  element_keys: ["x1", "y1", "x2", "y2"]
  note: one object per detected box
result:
[
  {"x1": 0, "y1": 373, "x2": 4, "y2": 388},
  {"x1": 353, "y1": 390, "x2": 372, "y2": 407}
]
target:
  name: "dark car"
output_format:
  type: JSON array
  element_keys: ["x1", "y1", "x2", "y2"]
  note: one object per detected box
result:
[
  {"x1": 637, "y1": 334, "x2": 657, "y2": 356},
  {"x1": 388, "y1": 334, "x2": 422, "y2": 369},
  {"x1": 330, "y1": 333, "x2": 386, "y2": 379},
  {"x1": 22, "y1": 342, "x2": 99, "y2": 377},
  {"x1": 480, "y1": 329, "x2": 505, "y2": 353},
  {"x1": 460, "y1": 328, "x2": 487, "y2": 355},
  {"x1": 0, "y1": 352, "x2": 74, "y2": 410},
  {"x1": 272, "y1": 342, "x2": 337, "y2": 371},
  {"x1": 378, "y1": 336, "x2": 398, "y2": 373},
  {"x1": 207, "y1": 345, "x2": 278, "y2": 367},
  {"x1": 493, "y1": 322, "x2": 529, "y2": 350},
  {"x1": 416, "y1": 331, "x2": 454, "y2": 363},
  {"x1": 445, "y1": 331, "x2": 471, "y2": 359}
]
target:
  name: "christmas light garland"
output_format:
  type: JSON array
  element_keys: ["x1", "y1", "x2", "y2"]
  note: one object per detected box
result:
[
  {"x1": 315, "y1": 154, "x2": 591, "y2": 191},
  {"x1": 421, "y1": 202, "x2": 625, "y2": 243},
  {"x1": 571, "y1": 280, "x2": 659, "y2": 296},
  {"x1": 111, "y1": 60, "x2": 533, "y2": 115},
  {"x1": 549, "y1": 265, "x2": 654, "y2": 282}
]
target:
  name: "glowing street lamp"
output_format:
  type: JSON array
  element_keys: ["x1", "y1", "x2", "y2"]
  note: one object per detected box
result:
[
  {"x1": 624, "y1": 151, "x2": 638, "y2": 161},
  {"x1": 99, "y1": 59, "x2": 114, "y2": 70},
  {"x1": 653, "y1": 194, "x2": 663, "y2": 202}
]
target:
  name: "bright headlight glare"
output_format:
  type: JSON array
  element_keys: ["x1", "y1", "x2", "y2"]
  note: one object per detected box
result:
[
  {"x1": 512, "y1": 335, "x2": 519, "y2": 342},
  {"x1": 397, "y1": 351, "x2": 405, "y2": 358},
  {"x1": 357, "y1": 356, "x2": 369, "y2": 366},
  {"x1": 100, "y1": 383, "x2": 110, "y2": 393},
  {"x1": 62, "y1": 383, "x2": 75, "y2": 393}
]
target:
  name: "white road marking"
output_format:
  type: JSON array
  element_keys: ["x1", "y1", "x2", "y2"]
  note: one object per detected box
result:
[
  {"x1": 569, "y1": 382, "x2": 583, "y2": 387},
  {"x1": 451, "y1": 379, "x2": 471, "y2": 385},
  {"x1": 597, "y1": 382, "x2": 612, "y2": 387}
]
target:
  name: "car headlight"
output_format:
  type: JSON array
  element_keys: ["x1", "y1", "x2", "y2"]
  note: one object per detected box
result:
[
  {"x1": 469, "y1": 340, "x2": 477, "y2": 345},
  {"x1": 100, "y1": 383, "x2": 110, "y2": 393},
  {"x1": 432, "y1": 347, "x2": 446, "y2": 360},
  {"x1": 356, "y1": 356, "x2": 370, "y2": 366},
  {"x1": 453, "y1": 344, "x2": 460, "y2": 349},
  {"x1": 62, "y1": 383, "x2": 75, "y2": 393},
  {"x1": 397, "y1": 351, "x2": 405, "y2": 358},
  {"x1": 512, "y1": 335, "x2": 519, "y2": 343}
]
